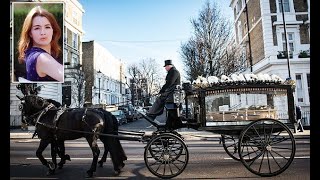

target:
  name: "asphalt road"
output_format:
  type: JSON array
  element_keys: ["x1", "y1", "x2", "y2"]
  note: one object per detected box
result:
[{"x1": 10, "y1": 117, "x2": 310, "y2": 180}]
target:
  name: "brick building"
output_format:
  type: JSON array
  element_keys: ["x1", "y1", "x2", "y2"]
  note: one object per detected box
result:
[{"x1": 230, "y1": 0, "x2": 310, "y2": 125}]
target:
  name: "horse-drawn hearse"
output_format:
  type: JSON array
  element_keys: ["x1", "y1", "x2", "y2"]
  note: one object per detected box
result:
[{"x1": 17, "y1": 74, "x2": 297, "y2": 179}]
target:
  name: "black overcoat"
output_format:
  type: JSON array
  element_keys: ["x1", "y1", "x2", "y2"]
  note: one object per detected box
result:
[{"x1": 160, "y1": 66, "x2": 181, "y2": 97}]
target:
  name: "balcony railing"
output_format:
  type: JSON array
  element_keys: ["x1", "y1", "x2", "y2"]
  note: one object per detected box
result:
[
  {"x1": 277, "y1": 51, "x2": 293, "y2": 59},
  {"x1": 298, "y1": 50, "x2": 310, "y2": 58}
]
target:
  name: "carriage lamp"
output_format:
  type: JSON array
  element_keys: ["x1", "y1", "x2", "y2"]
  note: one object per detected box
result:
[{"x1": 173, "y1": 90, "x2": 185, "y2": 104}]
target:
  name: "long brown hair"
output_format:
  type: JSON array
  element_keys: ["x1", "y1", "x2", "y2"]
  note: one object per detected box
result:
[{"x1": 17, "y1": 6, "x2": 61, "y2": 64}]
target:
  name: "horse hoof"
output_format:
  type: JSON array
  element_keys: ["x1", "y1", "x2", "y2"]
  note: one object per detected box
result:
[
  {"x1": 65, "y1": 154, "x2": 71, "y2": 161},
  {"x1": 47, "y1": 161, "x2": 55, "y2": 171},
  {"x1": 117, "y1": 162, "x2": 125, "y2": 170},
  {"x1": 58, "y1": 164, "x2": 63, "y2": 169},
  {"x1": 114, "y1": 170, "x2": 121, "y2": 176},
  {"x1": 86, "y1": 170, "x2": 94, "y2": 178},
  {"x1": 98, "y1": 161, "x2": 103, "y2": 167},
  {"x1": 46, "y1": 169, "x2": 55, "y2": 176}
]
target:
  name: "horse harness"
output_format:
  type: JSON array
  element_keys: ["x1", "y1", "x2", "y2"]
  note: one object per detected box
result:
[{"x1": 31, "y1": 104, "x2": 100, "y2": 139}]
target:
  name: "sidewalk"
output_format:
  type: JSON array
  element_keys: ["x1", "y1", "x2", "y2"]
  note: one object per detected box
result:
[{"x1": 10, "y1": 127, "x2": 310, "y2": 139}]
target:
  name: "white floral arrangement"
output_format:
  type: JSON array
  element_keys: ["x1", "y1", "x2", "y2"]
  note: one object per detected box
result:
[{"x1": 192, "y1": 73, "x2": 286, "y2": 88}]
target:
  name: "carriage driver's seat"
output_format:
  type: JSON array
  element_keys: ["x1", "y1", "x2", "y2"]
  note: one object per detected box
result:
[{"x1": 164, "y1": 85, "x2": 185, "y2": 130}]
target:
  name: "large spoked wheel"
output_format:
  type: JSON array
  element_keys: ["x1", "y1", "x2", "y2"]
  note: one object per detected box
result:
[
  {"x1": 238, "y1": 118, "x2": 296, "y2": 177},
  {"x1": 221, "y1": 135, "x2": 241, "y2": 161},
  {"x1": 144, "y1": 133, "x2": 189, "y2": 179}
]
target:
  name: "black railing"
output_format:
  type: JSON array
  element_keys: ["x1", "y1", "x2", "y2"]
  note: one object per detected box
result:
[
  {"x1": 301, "y1": 111, "x2": 310, "y2": 126},
  {"x1": 277, "y1": 51, "x2": 293, "y2": 59}
]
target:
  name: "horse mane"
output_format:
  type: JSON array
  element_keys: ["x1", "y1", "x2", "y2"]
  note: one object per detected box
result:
[{"x1": 46, "y1": 99, "x2": 62, "y2": 108}]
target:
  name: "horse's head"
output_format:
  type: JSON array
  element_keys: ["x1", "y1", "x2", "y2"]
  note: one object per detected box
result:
[{"x1": 17, "y1": 95, "x2": 52, "y2": 125}]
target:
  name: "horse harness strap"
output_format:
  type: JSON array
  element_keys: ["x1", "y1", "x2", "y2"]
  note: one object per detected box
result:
[
  {"x1": 53, "y1": 105, "x2": 67, "y2": 127},
  {"x1": 81, "y1": 108, "x2": 95, "y2": 133},
  {"x1": 35, "y1": 103, "x2": 55, "y2": 125},
  {"x1": 34, "y1": 103, "x2": 56, "y2": 129}
]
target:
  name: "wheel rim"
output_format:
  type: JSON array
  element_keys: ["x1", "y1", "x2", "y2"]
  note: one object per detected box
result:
[
  {"x1": 221, "y1": 135, "x2": 241, "y2": 161},
  {"x1": 238, "y1": 118, "x2": 296, "y2": 177},
  {"x1": 144, "y1": 133, "x2": 189, "y2": 179}
]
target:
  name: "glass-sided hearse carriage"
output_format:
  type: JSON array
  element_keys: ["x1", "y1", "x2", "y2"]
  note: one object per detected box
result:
[{"x1": 139, "y1": 79, "x2": 297, "y2": 179}]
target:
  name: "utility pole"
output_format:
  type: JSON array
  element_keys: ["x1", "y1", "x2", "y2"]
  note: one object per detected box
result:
[
  {"x1": 244, "y1": 1, "x2": 253, "y2": 72},
  {"x1": 280, "y1": 0, "x2": 291, "y2": 79},
  {"x1": 97, "y1": 70, "x2": 101, "y2": 104}
]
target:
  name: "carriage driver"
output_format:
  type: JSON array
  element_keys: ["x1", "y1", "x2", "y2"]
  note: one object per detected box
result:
[{"x1": 146, "y1": 59, "x2": 183, "y2": 128}]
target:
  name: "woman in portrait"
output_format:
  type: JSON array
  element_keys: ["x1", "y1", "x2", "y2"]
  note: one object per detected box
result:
[{"x1": 17, "y1": 5, "x2": 63, "y2": 82}]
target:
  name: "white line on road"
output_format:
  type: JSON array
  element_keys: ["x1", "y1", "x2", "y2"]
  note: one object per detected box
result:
[
  {"x1": 26, "y1": 157, "x2": 145, "y2": 161},
  {"x1": 27, "y1": 156, "x2": 310, "y2": 161},
  {"x1": 224, "y1": 156, "x2": 310, "y2": 160},
  {"x1": 10, "y1": 178, "x2": 59, "y2": 180}
]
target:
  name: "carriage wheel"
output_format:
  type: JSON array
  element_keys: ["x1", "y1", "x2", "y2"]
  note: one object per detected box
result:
[
  {"x1": 221, "y1": 135, "x2": 241, "y2": 161},
  {"x1": 238, "y1": 118, "x2": 296, "y2": 177},
  {"x1": 144, "y1": 133, "x2": 189, "y2": 179}
]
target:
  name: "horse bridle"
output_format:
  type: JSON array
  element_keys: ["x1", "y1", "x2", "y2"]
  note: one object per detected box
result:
[{"x1": 22, "y1": 102, "x2": 56, "y2": 126}]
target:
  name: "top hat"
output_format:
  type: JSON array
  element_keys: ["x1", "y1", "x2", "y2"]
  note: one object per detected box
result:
[{"x1": 164, "y1": 59, "x2": 173, "y2": 67}]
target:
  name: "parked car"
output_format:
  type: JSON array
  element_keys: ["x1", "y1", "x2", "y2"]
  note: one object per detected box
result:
[
  {"x1": 118, "y1": 104, "x2": 138, "y2": 122},
  {"x1": 110, "y1": 110, "x2": 127, "y2": 125},
  {"x1": 134, "y1": 106, "x2": 145, "y2": 118}
]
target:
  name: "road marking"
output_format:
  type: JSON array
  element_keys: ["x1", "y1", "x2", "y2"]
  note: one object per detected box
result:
[
  {"x1": 10, "y1": 178, "x2": 59, "y2": 179},
  {"x1": 224, "y1": 156, "x2": 310, "y2": 160},
  {"x1": 26, "y1": 157, "x2": 145, "y2": 161},
  {"x1": 27, "y1": 156, "x2": 309, "y2": 161}
]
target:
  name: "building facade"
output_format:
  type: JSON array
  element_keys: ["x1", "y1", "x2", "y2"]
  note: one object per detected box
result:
[
  {"x1": 82, "y1": 40, "x2": 127, "y2": 107},
  {"x1": 230, "y1": 0, "x2": 310, "y2": 125}
]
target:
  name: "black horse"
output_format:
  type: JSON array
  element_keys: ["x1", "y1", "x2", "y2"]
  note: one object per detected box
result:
[{"x1": 17, "y1": 94, "x2": 127, "y2": 177}]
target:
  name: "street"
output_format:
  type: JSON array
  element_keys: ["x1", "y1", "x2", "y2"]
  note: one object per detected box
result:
[{"x1": 10, "y1": 117, "x2": 310, "y2": 180}]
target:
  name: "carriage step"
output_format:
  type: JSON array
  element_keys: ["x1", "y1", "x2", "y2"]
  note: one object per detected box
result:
[{"x1": 138, "y1": 112, "x2": 166, "y2": 128}]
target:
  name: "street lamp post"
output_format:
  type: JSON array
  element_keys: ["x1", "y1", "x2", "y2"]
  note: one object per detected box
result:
[
  {"x1": 280, "y1": 0, "x2": 291, "y2": 79},
  {"x1": 97, "y1": 70, "x2": 101, "y2": 104},
  {"x1": 244, "y1": 2, "x2": 253, "y2": 72}
]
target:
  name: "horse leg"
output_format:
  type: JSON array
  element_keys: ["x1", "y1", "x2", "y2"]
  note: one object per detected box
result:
[
  {"x1": 105, "y1": 136, "x2": 126, "y2": 175},
  {"x1": 36, "y1": 139, "x2": 55, "y2": 175},
  {"x1": 49, "y1": 141, "x2": 58, "y2": 174},
  {"x1": 57, "y1": 140, "x2": 71, "y2": 169},
  {"x1": 98, "y1": 140, "x2": 109, "y2": 167},
  {"x1": 86, "y1": 135, "x2": 100, "y2": 178}
]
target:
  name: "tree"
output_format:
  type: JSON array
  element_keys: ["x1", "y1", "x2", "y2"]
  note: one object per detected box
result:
[
  {"x1": 180, "y1": 1, "x2": 246, "y2": 82},
  {"x1": 127, "y1": 58, "x2": 163, "y2": 105},
  {"x1": 64, "y1": 67, "x2": 86, "y2": 108}
]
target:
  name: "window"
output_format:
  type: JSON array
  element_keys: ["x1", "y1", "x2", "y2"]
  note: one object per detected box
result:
[
  {"x1": 71, "y1": 54, "x2": 78, "y2": 65},
  {"x1": 237, "y1": 0, "x2": 242, "y2": 14},
  {"x1": 307, "y1": 73, "x2": 310, "y2": 100},
  {"x1": 64, "y1": 49, "x2": 68, "y2": 64},
  {"x1": 237, "y1": 22, "x2": 242, "y2": 43},
  {"x1": 73, "y1": 32, "x2": 78, "y2": 48},
  {"x1": 282, "y1": 32, "x2": 294, "y2": 53},
  {"x1": 64, "y1": 27, "x2": 67, "y2": 43},
  {"x1": 295, "y1": 74, "x2": 303, "y2": 102},
  {"x1": 278, "y1": 0, "x2": 290, "y2": 12},
  {"x1": 72, "y1": 10, "x2": 78, "y2": 25}
]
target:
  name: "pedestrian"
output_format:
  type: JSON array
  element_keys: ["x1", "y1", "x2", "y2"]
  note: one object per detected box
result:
[
  {"x1": 17, "y1": 5, "x2": 63, "y2": 82},
  {"x1": 146, "y1": 59, "x2": 182, "y2": 128},
  {"x1": 296, "y1": 105, "x2": 304, "y2": 132}
]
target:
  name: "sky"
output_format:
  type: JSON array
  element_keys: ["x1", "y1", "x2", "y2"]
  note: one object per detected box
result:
[{"x1": 78, "y1": 0, "x2": 234, "y2": 79}]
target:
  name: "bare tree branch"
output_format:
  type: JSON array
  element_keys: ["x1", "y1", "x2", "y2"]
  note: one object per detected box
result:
[{"x1": 180, "y1": 1, "x2": 246, "y2": 82}]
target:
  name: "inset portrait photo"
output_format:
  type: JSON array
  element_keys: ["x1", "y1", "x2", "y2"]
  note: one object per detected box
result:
[{"x1": 12, "y1": 2, "x2": 64, "y2": 83}]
